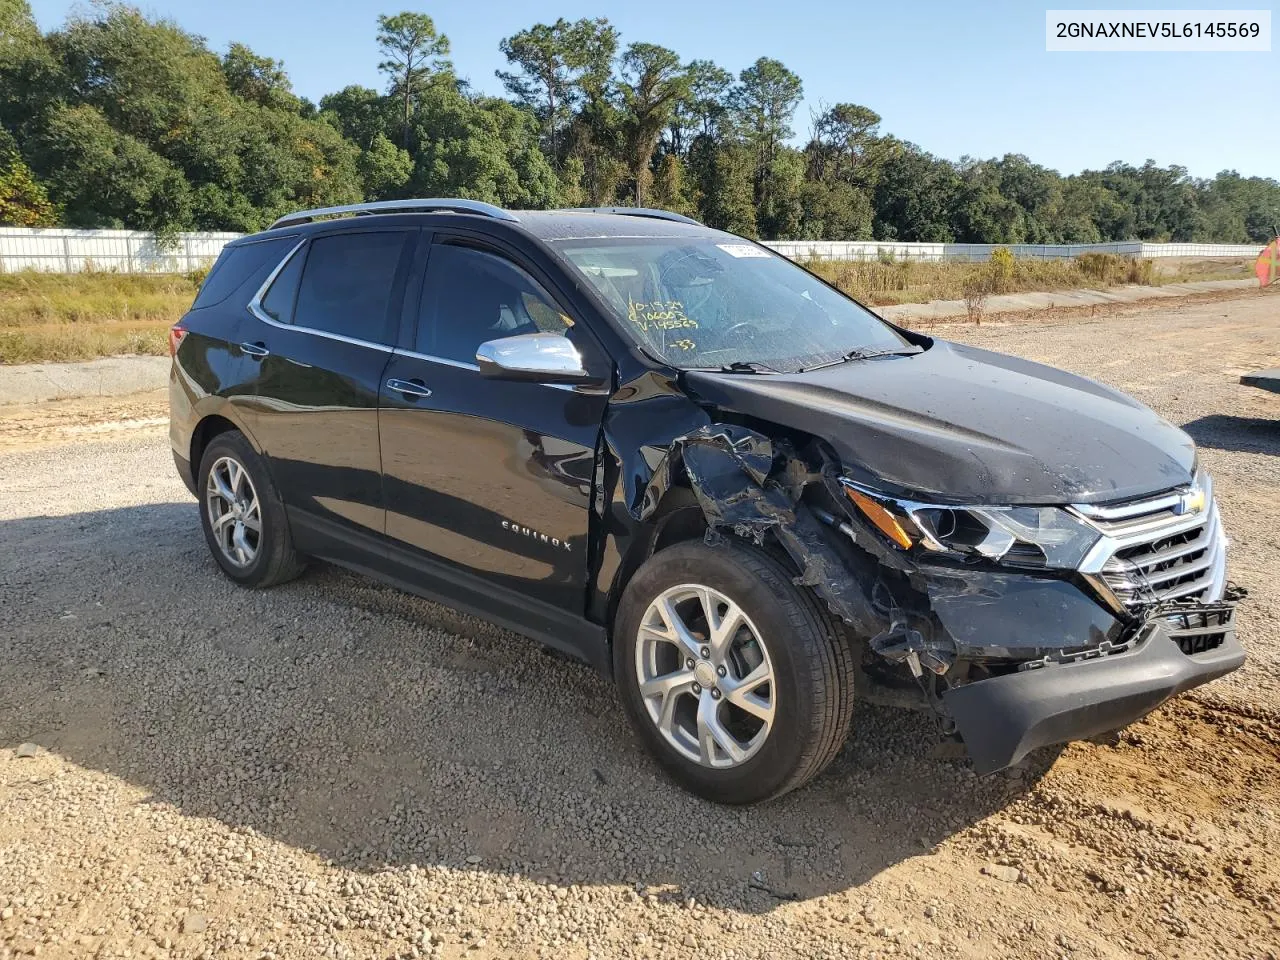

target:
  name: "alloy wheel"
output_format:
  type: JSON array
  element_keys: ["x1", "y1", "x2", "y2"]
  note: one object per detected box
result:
[
  {"x1": 635, "y1": 583, "x2": 776, "y2": 769},
  {"x1": 205, "y1": 455, "x2": 261, "y2": 568}
]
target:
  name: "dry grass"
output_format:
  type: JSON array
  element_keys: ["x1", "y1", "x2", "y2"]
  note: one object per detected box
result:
[
  {"x1": 0, "y1": 271, "x2": 196, "y2": 363},
  {"x1": 804, "y1": 253, "x2": 1254, "y2": 307},
  {"x1": 0, "y1": 256, "x2": 1258, "y2": 363}
]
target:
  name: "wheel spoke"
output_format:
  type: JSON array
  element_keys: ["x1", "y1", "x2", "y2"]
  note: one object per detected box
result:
[
  {"x1": 640, "y1": 662, "x2": 704, "y2": 745},
  {"x1": 723, "y1": 661, "x2": 770, "y2": 697},
  {"x1": 228, "y1": 460, "x2": 244, "y2": 498},
  {"x1": 723, "y1": 661, "x2": 774, "y2": 723},
  {"x1": 211, "y1": 469, "x2": 235, "y2": 505},
  {"x1": 212, "y1": 511, "x2": 236, "y2": 533},
  {"x1": 653, "y1": 594, "x2": 702, "y2": 659},
  {"x1": 639, "y1": 669, "x2": 695, "y2": 701},
  {"x1": 697, "y1": 695, "x2": 745, "y2": 766},
  {"x1": 707, "y1": 595, "x2": 746, "y2": 660},
  {"x1": 232, "y1": 521, "x2": 253, "y2": 564}
]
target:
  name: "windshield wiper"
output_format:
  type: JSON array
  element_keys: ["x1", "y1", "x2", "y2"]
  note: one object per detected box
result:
[
  {"x1": 799, "y1": 345, "x2": 923, "y2": 372},
  {"x1": 715, "y1": 360, "x2": 779, "y2": 374}
]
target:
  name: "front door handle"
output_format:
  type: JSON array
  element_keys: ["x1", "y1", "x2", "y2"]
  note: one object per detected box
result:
[
  {"x1": 386, "y1": 377, "x2": 432, "y2": 399},
  {"x1": 239, "y1": 341, "x2": 270, "y2": 358}
]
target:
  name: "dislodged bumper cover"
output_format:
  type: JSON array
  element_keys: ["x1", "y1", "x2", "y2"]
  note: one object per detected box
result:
[{"x1": 944, "y1": 610, "x2": 1243, "y2": 774}]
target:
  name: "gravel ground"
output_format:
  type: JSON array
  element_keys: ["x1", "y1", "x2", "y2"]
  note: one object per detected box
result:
[{"x1": 2, "y1": 287, "x2": 1279, "y2": 960}]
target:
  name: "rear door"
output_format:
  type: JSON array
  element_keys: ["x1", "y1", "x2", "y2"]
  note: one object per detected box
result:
[
  {"x1": 378, "y1": 235, "x2": 610, "y2": 612},
  {"x1": 239, "y1": 227, "x2": 417, "y2": 548}
]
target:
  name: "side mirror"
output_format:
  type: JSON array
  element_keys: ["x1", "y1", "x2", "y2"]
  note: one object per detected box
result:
[{"x1": 476, "y1": 332, "x2": 597, "y2": 385}]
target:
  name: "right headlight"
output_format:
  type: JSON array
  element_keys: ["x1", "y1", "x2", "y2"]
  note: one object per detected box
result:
[{"x1": 842, "y1": 483, "x2": 1101, "y2": 571}]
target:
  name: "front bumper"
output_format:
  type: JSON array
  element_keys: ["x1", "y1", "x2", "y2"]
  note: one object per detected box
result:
[{"x1": 943, "y1": 606, "x2": 1243, "y2": 773}]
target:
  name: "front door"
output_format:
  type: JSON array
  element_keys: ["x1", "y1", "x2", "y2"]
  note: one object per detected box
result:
[
  {"x1": 378, "y1": 238, "x2": 609, "y2": 612},
  {"x1": 241, "y1": 227, "x2": 416, "y2": 545}
]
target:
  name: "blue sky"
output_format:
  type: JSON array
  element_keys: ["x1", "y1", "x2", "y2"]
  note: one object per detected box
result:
[{"x1": 28, "y1": 0, "x2": 1279, "y2": 178}]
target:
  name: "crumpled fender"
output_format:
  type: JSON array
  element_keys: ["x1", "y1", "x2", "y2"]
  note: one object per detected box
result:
[{"x1": 626, "y1": 421, "x2": 882, "y2": 637}]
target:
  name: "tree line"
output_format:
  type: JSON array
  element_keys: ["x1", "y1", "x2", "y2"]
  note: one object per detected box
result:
[{"x1": 1, "y1": 2, "x2": 1277, "y2": 245}]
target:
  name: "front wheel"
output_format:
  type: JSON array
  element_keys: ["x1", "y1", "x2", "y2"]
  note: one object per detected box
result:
[{"x1": 613, "y1": 539, "x2": 856, "y2": 804}]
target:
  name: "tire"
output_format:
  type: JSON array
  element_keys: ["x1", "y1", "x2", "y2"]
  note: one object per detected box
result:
[
  {"x1": 613, "y1": 538, "x2": 856, "y2": 804},
  {"x1": 196, "y1": 429, "x2": 305, "y2": 588}
]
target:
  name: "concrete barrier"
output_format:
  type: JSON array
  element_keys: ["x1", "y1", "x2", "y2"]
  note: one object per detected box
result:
[{"x1": 0, "y1": 356, "x2": 170, "y2": 404}]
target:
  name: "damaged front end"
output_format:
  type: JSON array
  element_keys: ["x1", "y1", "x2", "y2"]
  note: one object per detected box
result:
[{"x1": 614, "y1": 417, "x2": 1244, "y2": 774}]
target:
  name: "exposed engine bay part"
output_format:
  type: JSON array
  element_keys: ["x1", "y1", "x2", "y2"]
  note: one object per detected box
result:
[{"x1": 628, "y1": 422, "x2": 886, "y2": 639}]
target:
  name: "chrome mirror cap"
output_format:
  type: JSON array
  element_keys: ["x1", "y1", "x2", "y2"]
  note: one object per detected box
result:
[{"x1": 476, "y1": 332, "x2": 593, "y2": 384}]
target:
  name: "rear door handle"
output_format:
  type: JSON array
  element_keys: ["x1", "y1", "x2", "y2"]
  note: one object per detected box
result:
[
  {"x1": 386, "y1": 378, "x2": 432, "y2": 399},
  {"x1": 239, "y1": 341, "x2": 270, "y2": 358}
]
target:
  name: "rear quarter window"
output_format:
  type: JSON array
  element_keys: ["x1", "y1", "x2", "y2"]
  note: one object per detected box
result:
[{"x1": 191, "y1": 237, "x2": 299, "y2": 310}]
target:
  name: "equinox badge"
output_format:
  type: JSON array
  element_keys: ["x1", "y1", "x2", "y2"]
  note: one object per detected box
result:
[{"x1": 502, "y1": 519, "x2": 572, "y2": 551}]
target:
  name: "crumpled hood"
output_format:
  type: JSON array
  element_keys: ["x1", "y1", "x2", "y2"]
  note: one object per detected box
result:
[{"x1": 684, "y1": 339, "x2": 1196, "y2": 505}]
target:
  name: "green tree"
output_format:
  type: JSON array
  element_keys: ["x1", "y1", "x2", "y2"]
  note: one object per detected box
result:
[
  {"x1": 798, "y1": 179, "x2": 872, "y2": 240},
  {"x1": 319, "y1": 85, "x2": 395, "y2": 149},
  {"x1": 651, "y1": 152, "x2": 695, "y2": 216},
  {"x1": 691, "y1": 138, "x2": 756, "y2": 236},
  {"x1": 730, "y1": 58, "x2": 802, "y2": 230},
  {"x1": 0, "y1": 148, "x2": 55, "y2": 225},
  {"x1": 222, "y1": 42, "x2": 299, "y2": 112},
  {"x1": 617, "y1": 42, "x2": 686, "y2": 206},
  {"x1": 872, "y1": 141, "x2": 959, "y2": 241},
  {"x1": 31, "y1": 102, "x2": 191, "y2": 232},
  {"x1": 805, "y1": 103, "x2": 880, "y2": 184},
  {"x1": 376, "y1": 12, "x2": 451, "y2": 148},
  {"x1": 358, "y1": 132, "x2": 412, "y2": 199},
  {"x1": 667, "y1": 59, "x2": 732, "y2": 155},
  {"x1": 497, "y1": 17, "x2": 616, "y2": 164},
  {"x1": 409, "y1": 87, "x2": 559, "y2": 208}
]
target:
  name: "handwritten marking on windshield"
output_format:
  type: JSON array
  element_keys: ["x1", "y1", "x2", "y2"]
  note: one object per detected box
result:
[{"x1": 628, "y1": 298, "x2": 699, "y2": 332}]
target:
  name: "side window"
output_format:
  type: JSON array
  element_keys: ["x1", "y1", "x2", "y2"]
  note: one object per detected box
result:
[
  {"x1": 418, "y1": 244, "x2": 572, "y2": 364},
  {"x1": 292, "y1": 231, "x2": 410, "y2": 344},
  {"x1": 195, "y1": 236, "x2": 298, "y2": 310},
  {"x1": 258, "y1": 244, "x2": 305, "y2": 323}
]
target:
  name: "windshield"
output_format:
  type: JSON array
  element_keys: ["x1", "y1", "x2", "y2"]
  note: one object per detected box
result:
[{"x1": 556, "y1": 237, "x2": 911, "y2": 372}]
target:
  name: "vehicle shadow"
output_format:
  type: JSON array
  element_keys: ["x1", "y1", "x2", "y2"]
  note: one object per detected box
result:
[
  {"x1": 0, "y1": 502, "x2": 1040, "y2": 913},
  {"x1": 1182, "y1": 413, "x2": 1280, "y2": 456}
]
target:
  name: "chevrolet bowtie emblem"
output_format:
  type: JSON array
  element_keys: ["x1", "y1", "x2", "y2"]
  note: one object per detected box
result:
[{"x1": 1174, "y1": 487, "x2": 1206, "y2": 516}]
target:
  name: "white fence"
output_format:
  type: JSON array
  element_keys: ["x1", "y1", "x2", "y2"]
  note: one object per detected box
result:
[
  {"x1": 0, "y1": 228, "x2": 241, "y2": 273},
  {"x1": 0, "y1": 227, "x2": 1265, "y2": 273},
  {"x1": 764, "y1": 240, "x2": 1266, "y2": 262}
]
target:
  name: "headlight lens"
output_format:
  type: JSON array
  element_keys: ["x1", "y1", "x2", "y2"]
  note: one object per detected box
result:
[{"x1": 843, "y1": 485, "x2": 1101, "y2": 570}]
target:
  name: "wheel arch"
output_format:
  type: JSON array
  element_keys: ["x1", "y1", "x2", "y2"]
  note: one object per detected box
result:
[{"x1": 190, "y1": 411, "x2": 257, "y2": 482}]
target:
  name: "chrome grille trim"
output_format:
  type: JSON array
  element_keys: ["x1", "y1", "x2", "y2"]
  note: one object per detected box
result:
[{"x1": 1073, "y1": 473, "x2": 1228, "y2": 611}]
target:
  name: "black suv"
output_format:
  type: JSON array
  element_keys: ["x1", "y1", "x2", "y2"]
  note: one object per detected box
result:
[{"x1": 170, "y1": 199, "x2": 1243, "y2": 803}]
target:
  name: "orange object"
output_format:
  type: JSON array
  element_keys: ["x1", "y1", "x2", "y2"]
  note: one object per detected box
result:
[
  {"x1": 845, "y1": 488, "x2": 915, "y2": 549},
  {"x1": 1258, "y1": 239, "x2": 1280, "y2": 287}
]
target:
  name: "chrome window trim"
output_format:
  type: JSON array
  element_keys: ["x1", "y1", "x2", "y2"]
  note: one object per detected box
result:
[
  {"x1": 396, "y1": 348, "x2": 480, "y2": 371},
  {"x1": 245, "y1": 237, "x2": 395, "y2": 354},
  {"x1": 393, "y1": 347, "x2": 577, "y2": 391}
]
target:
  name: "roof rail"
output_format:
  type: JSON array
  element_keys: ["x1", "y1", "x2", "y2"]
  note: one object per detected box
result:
[
  {"x1": 269, "y1": 198, "x2": 520, "y2": 231},
  {"x1": 562, "y1": 206, "x2": 703, "y2": 226}
]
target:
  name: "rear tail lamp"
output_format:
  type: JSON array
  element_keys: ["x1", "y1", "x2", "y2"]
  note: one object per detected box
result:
[{"x1": 168, "y1": 324, "x2": 188, "y2": 357}]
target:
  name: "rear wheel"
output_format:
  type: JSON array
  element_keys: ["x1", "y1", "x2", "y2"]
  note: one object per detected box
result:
[
  {"x1": 614, "y1": 539, "x2": 856, "y2": 804},
  {"x1": 197, "y1": 430, "x2": 304, "y2": 588}
]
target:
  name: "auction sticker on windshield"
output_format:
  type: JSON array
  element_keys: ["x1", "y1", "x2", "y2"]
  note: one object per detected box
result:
[{"x1": 717, "y1": 244, "x2": 772, "y2": 258}]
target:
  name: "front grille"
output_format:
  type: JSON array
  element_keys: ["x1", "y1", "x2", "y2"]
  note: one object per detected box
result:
[
  {"x1": 1075, "y1": 476, "x2": 1228, "y2": 613},
  {"x1": 1159, "y1": 604, "x2": 1233, "y2": 655}
]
